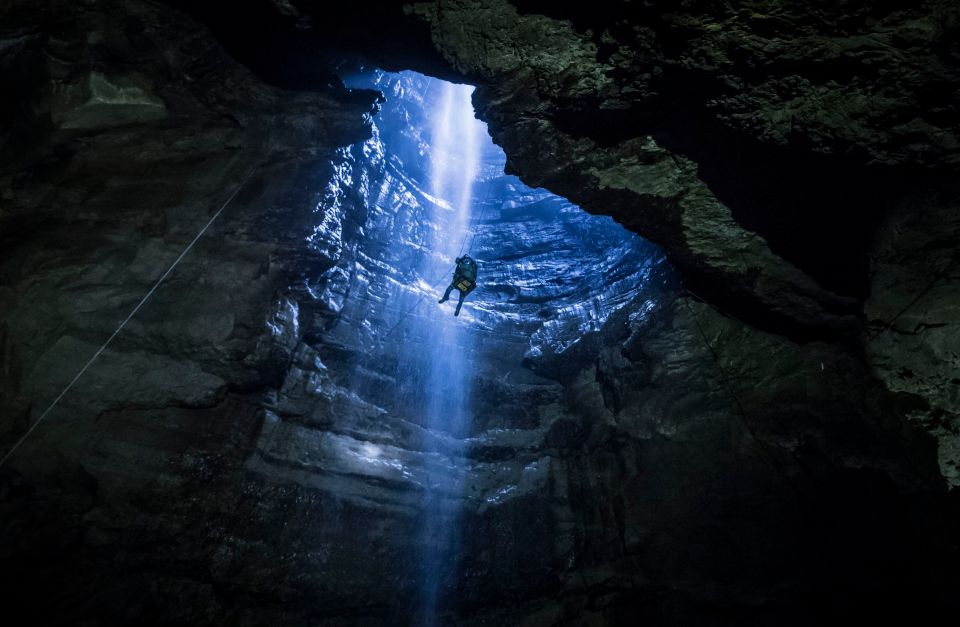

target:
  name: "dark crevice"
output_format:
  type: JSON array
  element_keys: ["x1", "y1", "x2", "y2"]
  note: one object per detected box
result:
[
  {"x1": 161, "y1": 0, "x2": 456, "y2": 91},
  {"x1": 549, "y1": 67, "x2": 902, "y2": 300}
]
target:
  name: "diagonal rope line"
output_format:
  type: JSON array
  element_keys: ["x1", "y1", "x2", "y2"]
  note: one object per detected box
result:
[
  {"x1": 865, "y1": 256, "x2": 958, "y2": 344},
  {"x1": 680, "y1": 283, "x2": 804, "y2": 496},
  {"x1": 0, "y1": 161, "x2": 262, "y2": 467},
  {"x1": 378, "y1": 265, "x2": 454, "y2": 343},
  {"x1": 376, "y1": 198, "x2": 489, "y2": 344}
]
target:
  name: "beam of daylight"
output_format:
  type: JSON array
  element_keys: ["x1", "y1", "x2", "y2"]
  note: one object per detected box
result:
[{"x1": 416, "y1": 78, "x2": 483, "y2": 625}]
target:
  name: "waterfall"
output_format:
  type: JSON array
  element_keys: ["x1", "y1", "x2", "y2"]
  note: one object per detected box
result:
[
  {"x1": 325, "y1": 70, "x2": 651, "y2": 622},
  {"x1": 413, "y1": 79, "x2": 484, "y2": 624}
]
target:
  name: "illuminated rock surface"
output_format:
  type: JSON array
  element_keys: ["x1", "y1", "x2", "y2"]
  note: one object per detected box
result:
[{"x1": 1, "y1": 1, "x2": 958, "y2": 625}]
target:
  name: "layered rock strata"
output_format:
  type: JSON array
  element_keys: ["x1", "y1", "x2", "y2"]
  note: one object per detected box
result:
[{"x1": 0, "y1": 1, "x2": 958, "y2": 625}]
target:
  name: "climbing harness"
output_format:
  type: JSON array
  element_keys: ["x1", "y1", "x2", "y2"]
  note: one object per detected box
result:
[
  {"x1": 455, "y1": 277, "x2": 475, "y2": 292},
  {"x1": 0, "y1": 159, "x2": 263, "y2": 467}
]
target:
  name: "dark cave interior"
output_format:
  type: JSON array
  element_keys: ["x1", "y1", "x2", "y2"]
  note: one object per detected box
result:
[{"x1": 1, "y1": 1, "x2": 959, "y2": 625}]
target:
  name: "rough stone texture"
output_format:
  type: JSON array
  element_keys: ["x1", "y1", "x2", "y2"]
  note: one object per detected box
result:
[
  {"x1": 1, "y1": 1, "x2": 959, "y2": 626},
  {"x1": 394, "y1": 0, "x2": 960, "y2": 333},
  {"x1": 865, "y1": 181, "x2": 960, "y2": 485},
  {"x1": 0, "y1": 1, "x2": 379, "y2": 622}
]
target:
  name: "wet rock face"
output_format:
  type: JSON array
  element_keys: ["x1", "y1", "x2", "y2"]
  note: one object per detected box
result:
[
  {"x1": 224, "y1": 0, "x2": 959, "y2": 331},
  {"x1": 0, "y1": 0, "x2": 381, "y2": 622},
  {"x1": 1, "y1": 1, "x2": 959, "y2": 627},
  {"x1": 397, "y1": 0, "x2": 960, "y2": 334}
]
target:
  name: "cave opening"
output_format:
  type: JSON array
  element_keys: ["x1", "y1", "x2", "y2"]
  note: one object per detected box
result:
[
  {"x1": 298, "y1": 69, "x2": 668, "y2": 619},
  {"x1": 324, "y1": 68, "x2": 667, "y2": 406}
]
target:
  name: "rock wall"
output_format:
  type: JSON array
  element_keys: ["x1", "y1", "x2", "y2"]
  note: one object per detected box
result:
[
  {"x1": 1, "y1": 1, "x2": 959, "y2": 626},
  {"x1": 0, "y1": 1, "x2": 379, "y2": 622},
  {"x1": 218, "y1": 0, "x2": 960, "y2": 483}
]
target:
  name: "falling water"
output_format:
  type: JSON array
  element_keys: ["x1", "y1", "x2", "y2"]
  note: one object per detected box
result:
[
  {"x1": 415, "y1": 80, "x2": 483, "y2": 624},
  {"x1": 308, "y1": 70, "x2": 653, "y2": 622}
]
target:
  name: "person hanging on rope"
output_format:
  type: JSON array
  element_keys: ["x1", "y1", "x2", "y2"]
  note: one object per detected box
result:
[{"x1": 438, "y1": 255, "x2": 478, "y2": 316}]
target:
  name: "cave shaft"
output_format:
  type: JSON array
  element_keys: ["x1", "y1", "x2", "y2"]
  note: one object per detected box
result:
[
  {"x1": 418, "y1": 78, "x2": 481, "y2": 621},
  {"x1": 3, "y1": 0, "x2": 958, "y2": 620}
]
